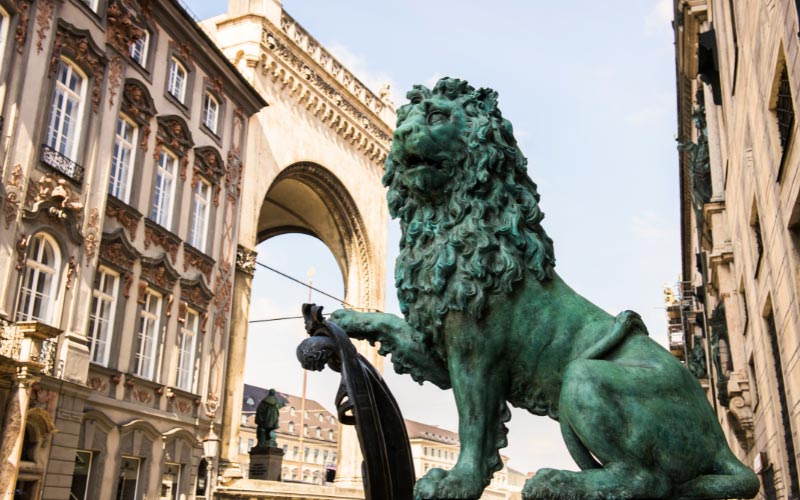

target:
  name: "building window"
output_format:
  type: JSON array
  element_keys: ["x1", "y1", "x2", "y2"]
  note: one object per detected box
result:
[
  {"x1": 195, "y1": 459, "x2": 208, "y2": 498},
  {"x1": 313, "y1": 448, "x2": 319, "y2": 463},
  {"x1": 116, "y1": 457, "x2": 141, "y2": 500},
  {"x1": 16, "y1": 233, "x2": 61, "y2": 325},
  {"x1": 129, "y1": 30, "x2": 149, "y2": 67},
  {"x1": 46, "y1": 60, "x2": 86, "y2": 163},
  {"x1": 167, "y1": 57, "x2": 187, "y2": 103},
  {"x1": 109, "y1": 116, "x2": 137, "y2": 202},
  {"x1": 775, "y1": 64, "x2": 795, "y2": 177},
  {"x1": 303, "y1": 424, "x2": 308, "y2": 436},
  {"x1": 0, "y1": 8, "x2": 10, "y2": 73},
  {"x1": 247, "y1": 438, "x2": 254, "y2": 452},
  {"x1": 282, "y1": 445, "x2": 288, "y2": 454},
  {"x1": 161, "y1": 463, "x2": 181, "y2": 500},
  {"x1": 152, "y1": 151, "x2": 177, "y2": 228},
  {"x1": 202, "y1": 92, "x2": 219, "y2": 134},
  {"x1": 189, "y1": 179, "x2": 211, "y2": 251},
  {"x1": 240, "y1": 414, "x2": 247, "y2": 426},
  {"x1": 87, "y1": 268, "x2": 119, "y2": 366},
  {"x1": 176, "y1": 309, "x2": 199, "y2": 392},
  {"x1": 323, "y1": 450, "x2": 329, "y2": 463},
  {"x1": 69, "y1": 450, "x2": 93, "y2": 500},
  {"x1": 304, "y1": 447, "x2": 309, "y2": 461},
  {"x1": 290, "y1": 407, "x2": 295, "y2": 416},
  {"x1": 751, "y1": 205, "x2": 764, "y2": 277},
  {"x1": 134, "y1": 290, "x2": 162, "y2": 380},
  {"x1": 315, "y1": 427, "x2": 321, "y2": 438},
  {"x1": 238, "y1": 437, "x2": 246, "y2": 455},
  {"x1": 328, "y1": 429, "x2": 333, "y2": 440},
  {"x1": 81, "y1": 0, "x2": 99, "y2": 12},
  {"x1": 288, "y1": 422, "x2": 294, "y2": 433},
  {"x1": 292, "y1": 446, "x2": 298, "y2": 459}
]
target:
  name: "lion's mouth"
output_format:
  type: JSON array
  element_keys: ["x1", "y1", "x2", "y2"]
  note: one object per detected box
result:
[{"x1": 401, "y1": 153, "x2": 443, "y2": 173}]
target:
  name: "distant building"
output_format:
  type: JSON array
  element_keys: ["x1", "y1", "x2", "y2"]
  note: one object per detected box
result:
[
  {"x1": 673, "y1": 1, "x2": 800, "y2": 499},
  {"x1": 239, "y1": 385, "x2": 338, "y2": 484}
]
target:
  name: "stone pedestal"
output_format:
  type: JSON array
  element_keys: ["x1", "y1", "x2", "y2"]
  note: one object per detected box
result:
[{"x1": 248, "y1": 446, "x2": 283, "y2": 481}]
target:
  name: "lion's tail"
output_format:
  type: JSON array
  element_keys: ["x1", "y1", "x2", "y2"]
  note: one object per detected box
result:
[{"x1": 673, "y1": 451, "x2": 760, "y2": 500}]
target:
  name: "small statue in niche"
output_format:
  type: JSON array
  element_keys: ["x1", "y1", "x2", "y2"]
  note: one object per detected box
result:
[{"x1": 255, "y1": 388, "x2": 283, "y2": 448}]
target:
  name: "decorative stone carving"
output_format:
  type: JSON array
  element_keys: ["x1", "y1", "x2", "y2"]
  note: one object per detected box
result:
[
  {"x1": 22, "y1": 173, "x2": 85, "y2": 244},
  {"x1": 180, "y1": 277, "x2": 213, "y2": 311},
  {"x1": 205, "y1": 393, "x2": 219, "y2": 418},
  {"x1": 235, "y1": 245, "x2": 257, "y2": 276},
  {"x1": 154, "y1": 115, "x2": 193, "y2": 179},
  {"x1": 183, "y1": 243, "x2": 214, "y2": 281},
  {"x1": 133, "y1": 388, "x2": 153, "y2": 405},
  {"x1": 15, "y1": 234, "x2": 28, "y2": 270},
  {"x1": 65, "y1": 257, "x2": 76, "y2": 289},
  {"x1": 14, "y1": 0, "x2": 31, "y2": 54},
  {"x1": 99, "y1": 229, "x2": 140, "y2": 297},
  {"x1": 3, "y1": 164, "x2": 23, "y2": 228},
  {"x1": 121, "y1": 79, "x2": 157, "y2": 151},
  {"x1": 105, "y1": 195, "x2": 143, "y2": 239},
  {"x1": 710, "y1": 302, "x2": 731, "y2": 406},
  {"x1": 140, "y1": 254, "x2": 180, "y2": 293},
  {"x1": 107, "y1": 56, "x2": 123, "y2": 108},
  {"x1": 34, "y1": 0, "x2": 54, "y2": 54},
  {"x1": 49, "y1": 22, "x2": 107, "y2": 113},
  {"x1": 169, "y1": 39, "x2": 192, "y2": 63},
  {"x1": 204, "y1": 75, "x2": 223, "y2": 95},
  {"x1": 175, "y1": 399, "x2": 192, "y2": 414},
  {"x1": 106, "y1": 0, "x2": 144, "y2": 54},
  {"x1": 89, "y1": 376, "x2": 108, "y2": 393},
  {"x1": 193, "y1": 146, "x2": 224, "y2": 205},
  {"x1": 143, "y1": 218, "x2": 181, "y2": 263},
  {"x1": 726, "y1": 370, "x2": 755, "y2": 451},
  {"x1": 225, "y1": 151, "x2": 242, "y2": 199},
  {"x1": 213, "y1": 264, "x2": 233, "y2": 310},
  {"x1": 84, "y1": 208, "x2": 100, "y2": 264}
]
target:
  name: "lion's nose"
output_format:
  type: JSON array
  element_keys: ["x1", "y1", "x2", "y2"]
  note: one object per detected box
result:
[{"x1": 394, "y1": 123, "x2": 413, "y2": 142}]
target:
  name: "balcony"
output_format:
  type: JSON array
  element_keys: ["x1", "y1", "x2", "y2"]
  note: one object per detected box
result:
[
  {"x1": 0, "y1": 321, "x2": 61, "y2": 377},
  {"x1": 40, "y1": 144, "x2": 84, "y2": 183}
]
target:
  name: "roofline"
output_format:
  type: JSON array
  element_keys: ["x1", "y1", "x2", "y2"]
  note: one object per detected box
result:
[{"x1": 165, "y1": 0, "x2": 268, "y2": 114}]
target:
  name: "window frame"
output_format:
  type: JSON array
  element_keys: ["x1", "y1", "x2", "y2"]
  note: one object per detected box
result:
[
  {"x1": 46, "y1": 58, "x2": 88, "y2": 163},
  {"x1": 152, "y1": 150, "x2": 178, "y2": 230},
  {"x1": 176, "y1": 308, "x2": 199, "y2": 393},
  {"x1": 161, "y1": 462, "x2": 181, "y2": 500},
  {"x1": 202, "y1": 91, "x2": 219, "y2": 135},
  {"x1": 108, "y1": 115, "x2": 138, "y2": 203},
  {"x1": 189, "y1": 178, "x2": 211, "y2": 252},
  {"x1": 87, "y1": 267, "x2": 120, "y2": 367},
  {"x1": 128, "y1": 29, "x2": 150, "y2": 68},
  {"x1": 16, "y1": 233, "x2": 62, "y2": 325},
  {"x1": 167, "y1": 57, "x2": 188, "y2": 104},
  {"x1": 69, "y1": 450, "x2": 93, "y2": 500},
  {"x1": 134, "y1": 289, "x2": 162, "y2": 381},
  {"x1": 116, "y1": 456, "x2": 141, "y2": 500}
]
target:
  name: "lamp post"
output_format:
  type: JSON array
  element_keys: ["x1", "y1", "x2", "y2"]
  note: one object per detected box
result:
[{"x1": 203, "y1": 425, "x2": 220, "y2": 499}]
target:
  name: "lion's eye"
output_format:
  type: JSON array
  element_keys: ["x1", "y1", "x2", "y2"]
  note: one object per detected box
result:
[
  {"x1": 427, "y1": 110, "x2": 449, "y2": 125},
  {"x1": 411, "y1": 96, "x2": 423, "y2": 104}
]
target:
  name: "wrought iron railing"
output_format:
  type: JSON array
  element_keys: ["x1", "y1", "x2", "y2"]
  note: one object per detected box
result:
[{"x1": 40, "y1": 144, "x2": 84, "y2": 183}]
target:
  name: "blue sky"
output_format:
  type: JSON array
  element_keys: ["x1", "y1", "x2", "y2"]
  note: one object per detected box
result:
[{"x1": 187, "y1": 0, "x2": 680, "y2": 475}]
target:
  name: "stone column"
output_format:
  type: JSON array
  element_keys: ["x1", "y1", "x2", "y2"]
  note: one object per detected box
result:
[
  {"x1": 220, "y1": 246, "x2": 257, "y2": 466},
  {"x1": 0, "y1": 367, "x2": 36, "y2": 500}
]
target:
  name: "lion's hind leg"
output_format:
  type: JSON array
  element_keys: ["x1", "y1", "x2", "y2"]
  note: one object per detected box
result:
[{"x1": 672, "y1": 453, "x2": 760, "y2": 500}]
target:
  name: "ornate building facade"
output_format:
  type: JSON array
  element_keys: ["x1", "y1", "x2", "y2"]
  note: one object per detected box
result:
[
  {"x1": 673, "y1": 1, "x2": 800, "y2": 499},
  {"x1": 0, "y1": 0, "x2": 265, "y2": 499}
]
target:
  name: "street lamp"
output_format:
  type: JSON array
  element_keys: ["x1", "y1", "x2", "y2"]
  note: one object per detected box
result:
[{"x1": 202, "y1": 425, "x2": 220, "y2": 498}]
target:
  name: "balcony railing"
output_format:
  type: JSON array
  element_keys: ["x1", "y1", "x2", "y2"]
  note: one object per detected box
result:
[{"x1": 40, "y1": 144, "x2": 84, "y2": 183}]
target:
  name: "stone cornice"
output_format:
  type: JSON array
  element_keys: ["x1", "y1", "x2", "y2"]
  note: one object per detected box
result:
[{"x1": 257, "y1": 15, "x2": 394, "y2": 165}]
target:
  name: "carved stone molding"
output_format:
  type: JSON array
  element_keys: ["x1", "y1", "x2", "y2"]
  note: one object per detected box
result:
[
  {"x1": 225, "y1": 151, "x2": 242, "y2": 199},
  {"x1": 15, "y1": 234, "x2": 28, "y2": 270},
  {"x1": 13, "y1": 0, "x2": 31, "y2": 54},
  {"x1": 3, "y1": 164, "x2": 23, "y2": 228},
  {"x1": 105, "y1": 195, "x2": 142, "y2": 239},
  {"x1": 154, "y1": 115, "x2": 193, "y2": 179},
  {"x1": 180, "y1": 277, "x2": 213, "y2": 312},
  {"x1": 99, "y1": 229, "x2": 140, "y2": 297},
  {"x1": 49, "y1": 21, "x2": 107, "y2": 113},
  {"x1": 168, "y1": 39, "x2": 192, "y2": 64},
  {"x1": 259, "y1": 16, "x2": 392, "y2": 165},
  {"x1": 34, "y1": 0, "x2": 54, "y2": 54},
  {"x1": 726, "y1": 370, "x2": 754, "y2": 451},
  {"x1": 235, "y1": 245, "x2": 257, "y2": 276},
  {"x1": 143, "y1": 218, "x2": 181, "y2": 264},
  {"x1": 193, "y1": 146, "x2": 224, "y2": 205},
  {"x1": 121, "y1": 79, "x2": 156, "y2": 150},
  {"x1": 22, "y1": 173, "x2": 84, "y2": 244},
  {"x1": 106, "y1": 0, "x2": 144, "y2": 54},
  {"x1": 107, "y1": 56, "x2": 123, "y2": 108},
  {"x1": 213, "y1": 263, "x2": 232, "y2": 311},
  {"x1": 140, "y1": 254, "x2": 180, "y2": 293},
  {"x1": 204, "y1": 75, "x2": 223, "y2": 95},
  {"x1": 183, "y1": 243, "x2": 214, "y2": 282}
]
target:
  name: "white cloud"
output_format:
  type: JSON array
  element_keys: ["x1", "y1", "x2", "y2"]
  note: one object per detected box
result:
[{"x1": 645, "y1": 0, "x2": 674, "y2": 35}]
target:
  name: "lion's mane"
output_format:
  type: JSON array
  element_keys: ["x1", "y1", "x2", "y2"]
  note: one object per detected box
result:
[{"x1": 383, "y1": 78, "x2": 556, "y2": 350}]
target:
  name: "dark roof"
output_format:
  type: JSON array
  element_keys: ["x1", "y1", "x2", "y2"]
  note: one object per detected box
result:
[
  {"x1": 404, "y1": 419, "x2": 459, "y2": 445},
  {"x1": 242, "y1": 385, "x2": 338, "y2": 443}
]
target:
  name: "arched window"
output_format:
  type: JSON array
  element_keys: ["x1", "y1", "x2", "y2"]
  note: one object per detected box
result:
[
  {"x1": 290, "y1": 407, "x2": 295, "y2": 416},
  {"x1": 46, "y1": 59, "x2": 87, "y2": 163},
  {"x1": 328, "y1": 429, "x2": 333, "y2": 440},
  {"x1": 288, "y1": 422, "x2": 294, "y2": 433},
  {"x1": 17, "y1": 233, "x2": 61, "y2": 325},
  {"x1": 189, "y1": 178, "x2": 211, "y2": 251},
  {"x1": 108, "y1": 116, "x2": 137, "y2": 202},
  {"x1": 315, "y1": 427, "x2": 320, "y2": 438},
  {"x1": 152, "y1": 150, "x2": 177, "y2": 228},
  {"x1": 176, "y1": 309, "x2": 199, "y2": 392}
]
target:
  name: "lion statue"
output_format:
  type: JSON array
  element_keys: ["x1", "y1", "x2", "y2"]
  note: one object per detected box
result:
[{"x1": 330, "y1": 78, "x2": 759, "y2": 500}]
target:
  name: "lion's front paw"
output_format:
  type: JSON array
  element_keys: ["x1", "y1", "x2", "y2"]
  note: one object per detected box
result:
[
  {"x1": 414, "y1": 467, "x2": 484, "y2": 500},
  {"x1": 328, "y1": 309, "x2": 375, "y2": 341}
]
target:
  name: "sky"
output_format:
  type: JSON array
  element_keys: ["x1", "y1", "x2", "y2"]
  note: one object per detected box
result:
[{"x1": 187, "y1": 0, "x2": 681, "y2": 475}]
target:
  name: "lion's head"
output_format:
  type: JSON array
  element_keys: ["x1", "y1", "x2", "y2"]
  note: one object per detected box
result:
[{"x1": 384, "y1": 78, "x2": 556, "y2": 348}]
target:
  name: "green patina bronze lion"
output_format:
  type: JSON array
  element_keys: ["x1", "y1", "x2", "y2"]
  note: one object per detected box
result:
[{"x1": 331, "y1": 78, "x2": 759, "y2": 500}]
